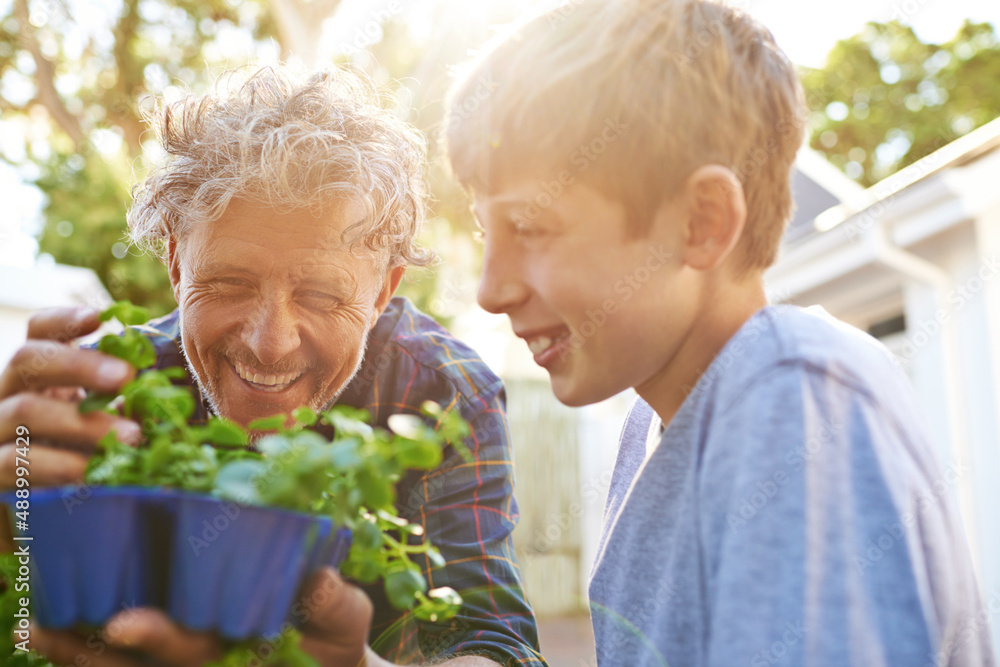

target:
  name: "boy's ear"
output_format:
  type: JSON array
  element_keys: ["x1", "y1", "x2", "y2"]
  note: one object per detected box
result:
[{"x1": 678, "y1": 165, "x2": 747, "y2": 272}]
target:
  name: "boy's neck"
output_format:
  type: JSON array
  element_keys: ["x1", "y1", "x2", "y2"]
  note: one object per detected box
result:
[{"x1": 636, "y1": 278, "x2": 768, "y2": 428}]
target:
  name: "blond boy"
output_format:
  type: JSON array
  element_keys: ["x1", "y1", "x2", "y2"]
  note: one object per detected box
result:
[{"x1": 445, "y1": 1, "x2": 996, "y2": 665}]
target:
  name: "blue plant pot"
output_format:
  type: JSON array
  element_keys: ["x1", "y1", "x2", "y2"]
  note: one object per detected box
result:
[
  {"x1": 3, "y1": 487, "x2": 160, "y2": 629},
  {"x1": 166, "y1": 491, "x2": 352, "y2": 639},
  {"x1": 4, "y1": 486, "x2": 350, "y2": 639}
]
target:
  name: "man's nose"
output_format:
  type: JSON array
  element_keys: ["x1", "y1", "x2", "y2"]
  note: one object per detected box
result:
[
  {"x1": 241, "y1": 299, "x2": 301, "y2": 366},
  {"x1": 477, "y1": 237, "x2": 529, "y2": 315}
]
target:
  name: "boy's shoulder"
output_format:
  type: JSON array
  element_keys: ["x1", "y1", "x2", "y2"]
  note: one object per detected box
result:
[{"x1": 704, "y1": 304, "x2": 908, "y2": 411}]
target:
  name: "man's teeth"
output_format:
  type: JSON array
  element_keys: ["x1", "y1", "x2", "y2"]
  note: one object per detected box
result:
[
  {"x1": 528, "y1": 336, "x2": 555, "y2": 355},
  {"x1": 234, "y1": 361, "x2": 299, "y2": 387}
]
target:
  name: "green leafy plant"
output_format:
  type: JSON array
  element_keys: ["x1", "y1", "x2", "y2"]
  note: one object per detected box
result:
[{"x1": 72, "y1": 301, "x2": 472, "y2": 665}]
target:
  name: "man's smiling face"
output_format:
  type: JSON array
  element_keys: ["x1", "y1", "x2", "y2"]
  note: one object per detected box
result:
[{"x1": 167, "y1": 198, "x2": 401, "y2": 428}]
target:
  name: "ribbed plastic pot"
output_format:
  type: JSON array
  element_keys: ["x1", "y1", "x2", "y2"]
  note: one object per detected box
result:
[
  {"x1": 5, "y1": 486, "x2": 351, "y2": 639},
  {"x1": 166, "y1": 491, "x2": 352, "y2": 639},
  {"x1": 4, "y1": 487, "x2": 161, "y2": 628}
]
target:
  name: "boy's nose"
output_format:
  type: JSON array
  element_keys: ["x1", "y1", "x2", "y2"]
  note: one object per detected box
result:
[
  {"x1": 477, "y1": 239, "x2": 529, "y2": 314},
  {"x1": 241, "y1": 300, "x2": 301, "y2": 366}
]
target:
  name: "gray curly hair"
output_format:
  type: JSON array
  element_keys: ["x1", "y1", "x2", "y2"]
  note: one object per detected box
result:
[{"x1": 129, "y1": 66, "x2": 433, "y2": 268}]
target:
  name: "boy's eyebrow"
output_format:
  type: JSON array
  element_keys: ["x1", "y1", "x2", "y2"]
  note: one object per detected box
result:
[{"x1": 487, "y1": 199, "x2": 567, "y2": 226}]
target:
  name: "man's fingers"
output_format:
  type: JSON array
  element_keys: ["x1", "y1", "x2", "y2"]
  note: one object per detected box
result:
[
  {"x1": 30, "y1": 625, "x2": 141, "y2": 667},
  {"x1": 0, "y1": 393, "x2": 141, "y2": 452},
  {"x1": 300, "y1": 568, "x2": 374, "y2": 636},
  {"x1": 103, "y1": 608, "x2": 222, "y2": 665},
  {"x1": 26, "y1": 307, "x2": 100, "y2": 342},
  {"x1": 299, "y1": 568, "x2": 373, "y2": 666},
  {"x1": 0, "y1": 342, "x2": 133, "y2": 398},
  {"x1": 0, "y1": 444, "x2": 88, "y2": 488}
]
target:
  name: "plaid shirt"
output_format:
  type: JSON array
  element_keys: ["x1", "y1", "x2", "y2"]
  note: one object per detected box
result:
[{"x1": 129, "y1": 297, "x2": 546, "y2": 666}]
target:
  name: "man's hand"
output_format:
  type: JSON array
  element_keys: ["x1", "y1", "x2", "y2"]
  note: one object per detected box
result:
[
  {"x1": 30, "y1": 568, "x2": 501, "y2": 667},
  {"x1": 30, "y1": 568, "x2": 373, "y2": 666},
  {"x1": 0, "y1": 307, "x2": 141, "y2": 491}
]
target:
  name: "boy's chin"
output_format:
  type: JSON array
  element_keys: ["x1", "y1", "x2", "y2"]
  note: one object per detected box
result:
[{"x1": 549, "y1": 375, "x2": 620, "y2": 408}]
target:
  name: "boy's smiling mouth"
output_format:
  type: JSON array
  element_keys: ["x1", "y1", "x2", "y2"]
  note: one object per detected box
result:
[{"x1": 517, "y1": 326, "x2": 573, "y2": 365}]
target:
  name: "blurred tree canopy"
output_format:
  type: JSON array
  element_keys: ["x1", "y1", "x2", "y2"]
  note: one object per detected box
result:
[
  {"x1": 0, "y1": 0, "x2": 283, "y2": 315},
  {"x1": 0, "y1": 0, "x2": 506, "y2": 320},
  {"x1": 801, "y1": 20, "x2": 1000, "y2": 187},
  {"x1": 14, "y1": 3, "x2": 998, "y2": 315}
]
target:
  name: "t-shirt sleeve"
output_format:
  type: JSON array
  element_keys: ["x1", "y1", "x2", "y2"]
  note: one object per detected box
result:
[{"x1": 697, "y1": 362, "x2": 983, "y2": 667}]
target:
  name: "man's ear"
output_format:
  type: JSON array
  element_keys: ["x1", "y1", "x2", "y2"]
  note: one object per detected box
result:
[
  {"x1": 166, "y1": 236, "x2": 183, "y2": 303},
  {"x1": 678, "y1": 165, "x2": 747, "y2": 272},
  {"x1": 370, "y1": 264, "x2": 406, "y2": 328}
]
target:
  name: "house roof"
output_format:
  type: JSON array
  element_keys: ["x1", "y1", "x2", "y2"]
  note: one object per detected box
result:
[
  {"x1": 784, "y1": 147, "x2": 867, "y2": 244},
  {"x1": 794, "y1": 115, "x2": 1000, "y2": 239}
]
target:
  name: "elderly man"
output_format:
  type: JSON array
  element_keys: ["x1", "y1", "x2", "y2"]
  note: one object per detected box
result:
[{"x1": 0, "y1": 67, "x2": 544, "y2": 666}]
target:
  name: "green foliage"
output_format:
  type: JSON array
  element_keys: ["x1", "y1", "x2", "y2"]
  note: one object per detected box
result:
[
  {"x1": 2, "y1": 0, "x2": 510, "y2": 325},
  {"x1": 2, "y1": 0, "x2": 281, "y2": 316},
  {"x1": 205, "y1": 629, "x2": 319, "y2": 667},
  {"x1": 802, "y1": 20, "x2": 1000, "y2": 186},
  {"x1": 74, "y1": 301, "x2": 471, "y2": 662},
  {"x1": 33, "y1": 151, "x2": 179, "y2": 317}
]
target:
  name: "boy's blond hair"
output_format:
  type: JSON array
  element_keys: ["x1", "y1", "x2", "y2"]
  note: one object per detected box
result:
[{"x1": 445, "y1": 0, "x2": 806, "y2": 272}]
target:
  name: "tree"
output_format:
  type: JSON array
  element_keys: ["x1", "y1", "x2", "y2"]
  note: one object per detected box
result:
[
  {"x1": 801, "y1": 20, "x2": 1000, "y2": 187},
  {"x1": 0, "y1": 0, "x2": 511, "y2": 323},
  {"x1": 0, "y1": 0, "x2": 291, "y2": 316}
]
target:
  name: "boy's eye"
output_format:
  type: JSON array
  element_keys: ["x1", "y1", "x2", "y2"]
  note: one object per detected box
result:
[{"x1": 513, "y1": 221, "x2": 542, "y2": 238}]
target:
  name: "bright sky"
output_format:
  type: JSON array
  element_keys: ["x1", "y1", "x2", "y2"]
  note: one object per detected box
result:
[{"x1": 749, "y1": 0, "x2": 1000, "y2": 67}]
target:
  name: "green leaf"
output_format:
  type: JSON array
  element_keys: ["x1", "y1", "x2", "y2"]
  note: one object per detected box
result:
[
  {"x1": 395, "y1": 439, "x2": 443, "y2": 470},
  {"x1": 386, "y1": 413, "x2": 430, "y2": 440},
  {"x1": 214, "y1": 460, "x2": 266, "y2": 505},
  {"x1": 160, "y1": 366, "x2": 188, "y2": 380},
  {"x1": 328, "y1": 439, "x2": 362, "y2": 469},
  {"x1": 375, "y1": 509, "x2": 410, "y2": 528},
  {"x1": 192, "y1": 418, "x2": 248, "y2": 447},
  {"x1": 358, "y1": 469, "x2": 393, "y2": 510},
  {"x1": 427, "y1": 586, "x2": 462, "y2": 606},
  {"x1": 322, "y1": 406, "x2": 374, "y2": 439},
  {"x1": 100, "y1": 300, "x2": 150, "y2": 326},
  {"x1": 414, "y1": 586, "x2": 463, "y2": 622},
  {"x1": 247, "y1": 415, "x2": 286, "y2": 431},
  {"x1": 97, "y1": 329, "x2": 156, "y2": 369},
  {"x1": 341, "y1": 551, "x2": 384, "y2": 584},
  {"x1": 79, "y1": 392, "x2": 116, "y2": 414},
  {"x1": 291, "y1": 406, "x2": 318, "y2": 427},
  {"x1": 353, "y1": 519, "x2": 383, "y2": 552},
  {"x1": 426, "y1": 545, "x2": 445, "y2": 569},
  {"x1": 420, "y1": 401, "x2": 444, "y2": 418},
  {"x1": 255, "y1": 434, "x2": 292, "y2": 457},
  {"x1": 384, "y1": 567, "x2": 426, "y2": 610}
]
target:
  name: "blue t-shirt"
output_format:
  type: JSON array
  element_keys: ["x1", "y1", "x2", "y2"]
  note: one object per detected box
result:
[{"x1": 589, "y1": 305, "x2": 996, "y2": 667}]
